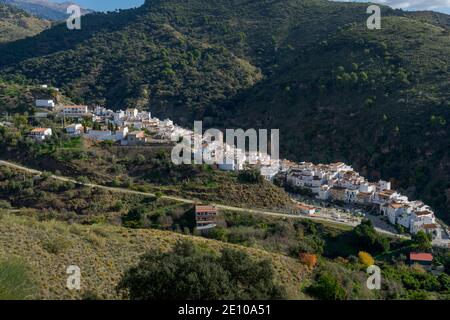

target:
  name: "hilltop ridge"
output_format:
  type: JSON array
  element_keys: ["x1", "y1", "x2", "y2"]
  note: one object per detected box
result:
[{"x1": 0, "y1": 3, "x2": 50, "y2": 43}]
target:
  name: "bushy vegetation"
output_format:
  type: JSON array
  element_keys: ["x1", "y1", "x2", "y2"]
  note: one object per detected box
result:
[
  {"x1": 0, "y1": 211, "x2": 307, "y2": 299},
  {"x1": 351, "y1": 220, "x2": 390, "y2": 254},
  {"x1": 307, "y1": 271, "x2": 347, "y2": 300},
  {"x1": 117, "y1": 240, "x2": 287, "y2": 300},
  {"x1": 0, "y1": 124, "x2": 294, "y2": 211},
  {"x1": 382, "y1": 264, "x2": 450, "y2": 299},
  {"x1": 358, "y1": 251, "x2": 374, "y2": 267},
  {"x1": 205, "y1": 211, "x2": 329, "y2": 257}
]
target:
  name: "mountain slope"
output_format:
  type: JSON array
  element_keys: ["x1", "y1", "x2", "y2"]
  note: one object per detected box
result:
[
  {"x1": 0, "y1": 211, "x2": 309, "y2": 299},
  {"x1": 0, "y1": 0, "x2": 449, "y2": 223},
  {"x1": 0, "y1": 3, "x2": 50, "y2": 43},
  {"x1": 0, "y1": 0, "x2": 401, "y2": 112},
  {"x1": 0, "y1": 0, "x2": 92, "y2": 20},
  {"x1": 225, "y1": 15, "x2": 450, "y2": 222}
]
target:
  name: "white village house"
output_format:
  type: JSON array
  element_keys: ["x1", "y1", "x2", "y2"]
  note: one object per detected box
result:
[
  {"x1": 29, "y1": 128, "x2": 52, "y2": 141},
  {"x1": 285, "y1": 162, "x2": 441, "y2": 237},
  {"x1": 62, "y1": 105, "x2": 89, "y2": 117},
  {"x1": 85, "y1": 126, "x2": 129, "y2": 142},
  {"x1": 35, "y1": 99, "x2": 55, "y2": 108},
  {"x1": 65, "y1": 124, "x2": 84, "y2": 136}
]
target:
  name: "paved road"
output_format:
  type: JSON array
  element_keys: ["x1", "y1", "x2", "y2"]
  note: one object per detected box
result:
[{"x1": 0, "y1": 159, "x2": 408, "y2": 239}]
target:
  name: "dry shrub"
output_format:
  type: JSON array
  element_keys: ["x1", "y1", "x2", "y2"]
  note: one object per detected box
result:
[{"x1": 299, "y1": 252, "x2": 318, "y2": 269}]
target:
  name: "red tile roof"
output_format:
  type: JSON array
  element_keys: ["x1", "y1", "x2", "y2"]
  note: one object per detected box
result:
[
  {"x1": 296, "y1": 203, "x2": 315, "y2": 211},
  {"x1": 415, "y1": 211, "x2": 433, "y2": 216},
  {"x1": 31, "y1": 128, "x2": 50, "y2": 133},
  {"x1": 409, "y1": 252, "x2": 433, "y2": 262},
  {"x1": 195, "y1": 205, "x2": 217, "y2": 213},
  {"x1": 389, "y1": 202, "x2": 404, "y2": 209}
]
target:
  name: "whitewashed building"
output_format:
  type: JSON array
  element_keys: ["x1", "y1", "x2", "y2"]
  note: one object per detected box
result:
[
  {"x1": 29, "y1": 128, "x2": 52, "y2": 141},
  {"x1": 85, "y1": 127, "x2": 128, "y2": 141},
  {"x1": 62, "y1": 105, "x2": 89, "y2": 117},
  {"x1": 36, "y1": 100, "x2": 55, "y2": 108},
  {"x1": 65, "y1": 124, "x2": 83, "y2": 136}
]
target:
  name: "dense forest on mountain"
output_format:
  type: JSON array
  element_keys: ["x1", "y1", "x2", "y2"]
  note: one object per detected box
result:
[{"x1": 0, "y1": 0, "x2": 449, "y2": 223}]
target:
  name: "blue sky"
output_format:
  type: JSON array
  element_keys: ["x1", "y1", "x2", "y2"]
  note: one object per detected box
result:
[
  {"x1": 51, "y1": 0, "x2": 450, "y2": 14},
  {"x1": 334, "y1": 1, "x2": 450, "y2": 14},
  {"x1": 53, "y1": 0, "x2": 145, "y2": 12}
]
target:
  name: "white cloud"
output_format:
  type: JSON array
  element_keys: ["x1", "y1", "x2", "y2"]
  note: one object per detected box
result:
[
  {"x1": 378, "y1": 0, "x2": 450, "y2": 10},
  {"x1": 335, "y1": 0, "x2": 450, "y2": 11}
]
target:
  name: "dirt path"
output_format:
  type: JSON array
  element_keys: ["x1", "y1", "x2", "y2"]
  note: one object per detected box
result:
[{"x1": 0, "y1": 159, "x2": 408, "y2": 239}]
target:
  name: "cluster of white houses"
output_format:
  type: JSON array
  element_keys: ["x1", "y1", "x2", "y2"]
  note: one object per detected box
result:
[
  {"x1": 30, "y1": 103, "x2": 190, "y2": 146},
  {"x1": 29, "y1": 101, "x2": 442, "y2": 237},
  {"x1": 285, "y1": 162, "x2": 439, "y2": 237},
  {"x1": 193, "y1": 134, "x2": 281, "y2": 181}
]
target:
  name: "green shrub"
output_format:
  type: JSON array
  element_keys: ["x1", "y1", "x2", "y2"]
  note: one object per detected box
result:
[
  {"x1": 122, "y1": 207, "x2": 146, "y2": 228},
  {"x1": 41, "y1": 235, "x2": 70, "y2": 254},
  {"x1": 307, "y1": 272, "x2": 347, "y2": 300},
  {"x1": 351, "y1": 219, "x2": 390, "y2": 253},
  {"x1": 237, "y1": 170, "x2": 263, "y2": 184},
  {"x1": 117, "y1": 240, "x2": 287, "y2": 300}
]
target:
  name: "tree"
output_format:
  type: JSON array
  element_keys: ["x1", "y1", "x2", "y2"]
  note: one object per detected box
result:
[
  {"x1": 122, "y1": 207, "x2": 146, "y2": 228},
  {"x1": 352, "y1": 219, "x2": 390, "y2": 253},
  {"x1": 412, "y1": 231, "x2": 432, "y2": 251},
  {"x1": 307, "y1": 272, "x2": 346, "y2": 300},
  {"x1": 358, "y1": 251, "x2": 375, "y2": 267},
  {"x1": 237, "y1": 169, "x2": 263, "y2": 184},
  {"x1": 13, "y1": 114, "x2": 27, "y2": 127},
  {"x1": 438, "y1": 273, "x2": 450, "y2": 292},
  {"x1": 219, "y1": 248, "x2": 286, "y2": 299},
  {"x1": 117, "y1": 240, "x2": 287, "y2": 300}
]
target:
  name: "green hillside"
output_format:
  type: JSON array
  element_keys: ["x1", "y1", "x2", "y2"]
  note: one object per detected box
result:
[
  {"x1": 0, "y1": 78, "x2": 71, "y2": 114},
  {"x1": 0, "y1": 0, "x2": 449, "y2": 223},
  {"x1": 0, "y1": 161, "x2": 449, "y2": 300},
  {"x1": 0, "y1": 3, "x2": 50, "y2": 43},
  {"x1": 0, "y1": 211, "x2": 309, "y2": 299}
]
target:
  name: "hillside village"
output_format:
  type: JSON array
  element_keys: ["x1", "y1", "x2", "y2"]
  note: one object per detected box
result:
[
  {"x1": 284, "y1": 163, "x2": 441, "y2": 239},
  {"x1": 11, "y1": 95, "x2": 448, "y2": 241},
  {"x1": 1, "y1": 0, "x2": 450, "y2": 302}
]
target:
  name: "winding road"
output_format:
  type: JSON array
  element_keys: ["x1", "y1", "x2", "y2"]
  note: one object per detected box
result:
[{"x1": 0, "y1": 159, "x2": 410, "y2": 239}]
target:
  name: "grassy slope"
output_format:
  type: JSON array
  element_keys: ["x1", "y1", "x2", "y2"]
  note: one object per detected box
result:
[
  {"x1": 0, "y1": 211, "x2": 310, "y2": 299},
  {"x1": 0, "y1": 3, "x2": 49, "y2": 43}
]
